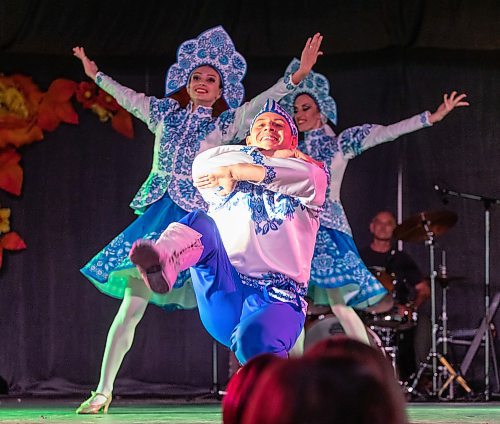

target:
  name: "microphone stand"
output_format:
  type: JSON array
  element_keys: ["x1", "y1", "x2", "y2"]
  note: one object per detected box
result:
[
  {"x1": 421, "y1": 213, "x2": 439, "y2": 395},
  {"x1": 434, "y1": 185, "x2": 500, "y2": 400}
]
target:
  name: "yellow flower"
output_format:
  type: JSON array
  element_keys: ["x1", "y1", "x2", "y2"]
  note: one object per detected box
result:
[{"x1": 0, "y1": 208, "x2": 11, "y2": 233}]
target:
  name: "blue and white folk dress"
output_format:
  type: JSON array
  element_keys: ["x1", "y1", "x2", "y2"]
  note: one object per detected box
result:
[
  {"x1": 80, "y1": 72, "x2": 297, "y2": 311},
  {"x1": 302, "y1": 112, "x2": 432, "y2": 309}
]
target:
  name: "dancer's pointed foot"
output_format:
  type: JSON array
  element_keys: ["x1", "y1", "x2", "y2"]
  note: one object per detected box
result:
[{"x1": 76, "y1": 391, "x2": 112, "y2": 414}]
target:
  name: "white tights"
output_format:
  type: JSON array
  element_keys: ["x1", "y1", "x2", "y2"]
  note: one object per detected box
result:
[
  {"x1": 326, "y1": 287, "x2": 370, "y2": 345},
  {"x1": 95, "y1": 277, "x2": 152, "y2": 395}
]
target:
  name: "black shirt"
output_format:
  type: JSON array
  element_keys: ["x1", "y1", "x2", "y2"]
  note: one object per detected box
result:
[{"x1": 359, "y1": 246, "x2": 424, "y2": 305}]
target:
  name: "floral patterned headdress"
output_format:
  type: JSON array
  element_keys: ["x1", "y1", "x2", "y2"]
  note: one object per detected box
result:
[
  {"x1": 165, "y1": 26, "x2": 247, "y2": 109},
  {"x1": 280, "y1": 58, "x2": 337, "y2": 126},
  {"x1": 250, "y1": 99, "x2": 299, "y2": 147}
]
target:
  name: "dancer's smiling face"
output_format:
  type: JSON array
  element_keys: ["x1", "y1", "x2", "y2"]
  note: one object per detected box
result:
[
  {"x1": 293, "y1": 93, "x2": 322, "y2": 132},
  {"x1": 246, "y1": 112, "x2": 297, "y2": 151},
  {"x1": 186, "y1": 65, "x2": 222, "y2": 107}
]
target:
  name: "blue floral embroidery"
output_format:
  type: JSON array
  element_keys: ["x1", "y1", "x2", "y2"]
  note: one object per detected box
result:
[
  {"x1": 218, "y1": 110, "x2": 236, "y2": 135},
  {"x1": 419, "y1": 111, "x2": 431, "y2": 127},
  {"x1": 300, "y1": 128, "x2": 351, "y2": 234},
  {"x1": 280, "y1": 58, "x2": 338, "y2": 125},
  {"x1": 309, "y1": 228, "x2": 386, "y2": 307},
  {"x1": 262, "y1": 166, "x2": 276, "y2": 185},
  {"x1": 85, "y1": 231, "x2": 159, "y2": 281},
  {"x1": 211, "y1": 180, "x2": 302, "y2": 236},
  {"x1": 339, "y1": 124, "x2": 374, "y2": 157},
  {"x1": 320, "y1": 200, "x2": 351, "y2": 235},
  {"x1": 283, "y1": 72, "x2": 296, "y2": 91},
  {"x1": 300, "y1": 127, "x2": 339, "y2": 162},
  {"x1": 164, "y1": 26, "x2": 247, "y2": 109},
  {"x1": 130, "y1": 101, "x2": 228, "y2": 213},
  {"x1": 239, "y1": 146, "x2": 265, "y2": 165}
]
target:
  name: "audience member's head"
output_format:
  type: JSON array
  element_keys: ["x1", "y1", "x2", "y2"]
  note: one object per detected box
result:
[
  {"x1": 243, "y1": 335, "x2": 407, "y2": 424},
  {"x1": 222, "y1": 353, "x2": 282, "y2": 424}
]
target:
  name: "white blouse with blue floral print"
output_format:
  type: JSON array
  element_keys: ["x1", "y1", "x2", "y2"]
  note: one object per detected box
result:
[
  {"x1": 299, "y1": 112, "x2": 432, "y2": 236},
  {"x1": 95, "y1": 72, "x2": 298, "y2": 214}
]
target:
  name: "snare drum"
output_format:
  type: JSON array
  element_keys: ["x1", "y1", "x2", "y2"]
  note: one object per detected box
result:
[{"x1": 304, "y1": 315, "x2": 385, "y2": 355}]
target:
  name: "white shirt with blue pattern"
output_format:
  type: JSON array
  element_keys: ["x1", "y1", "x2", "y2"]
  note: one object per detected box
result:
[{"x1": 193, "y1": 145, "x2": 327, "y2": 312}]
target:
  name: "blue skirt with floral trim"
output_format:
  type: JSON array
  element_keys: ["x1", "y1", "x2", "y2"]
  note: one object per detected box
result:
[
  {"x1": 307, "y1": 226, "x2": 387, "y2": 309},
  {"x1": 80, "y1": 195, "x2": 197, "y2": 312}
]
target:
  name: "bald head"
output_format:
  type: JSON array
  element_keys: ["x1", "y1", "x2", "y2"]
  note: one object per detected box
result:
[{"x1": 370, "y1": 211, "x2": 397, "y2": 242}]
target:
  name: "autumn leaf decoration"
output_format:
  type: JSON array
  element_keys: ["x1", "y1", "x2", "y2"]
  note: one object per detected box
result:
[
  {"x1": 0, "y1": 206, "x2": 26, "y2": 269},
  {"x1": 75, "y1": 81, "x2": 134, "y2": 139},
  {"x1": 0, "y1": 74, "x2": 79, "y2": 150},
  {"x1": 0, "y1": 74, "x2": 80, "y2": 195}
]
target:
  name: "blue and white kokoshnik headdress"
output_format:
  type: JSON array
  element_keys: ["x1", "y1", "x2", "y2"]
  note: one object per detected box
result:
[
  {"x1": 280, "y1": 58, "x2": 337, "y2": 125},
  {"x1": 165, "y1": 26, "x2": 247, "y2": 109},
  {"x1": 251, "y1": 99, "x2": 298, "y2": 139}
]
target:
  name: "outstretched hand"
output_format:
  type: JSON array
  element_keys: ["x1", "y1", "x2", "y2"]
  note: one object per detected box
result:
[
  {"x1": 292, "y1": 33, "x2": 324, "y2": 85},
  {"x1": 429, "y1": 91, "x2": 469, "y2": 124},
  {"x1": 73, "y1": 46, "x2": 98, "y2": 80}
]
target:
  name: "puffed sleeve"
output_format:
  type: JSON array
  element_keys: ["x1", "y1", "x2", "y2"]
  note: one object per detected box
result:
[{"x1": 95, "y1": 71, "x2": 179, "y2": 133}]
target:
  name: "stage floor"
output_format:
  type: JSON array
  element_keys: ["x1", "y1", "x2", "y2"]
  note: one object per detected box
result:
[{"x1": 0, "y1": 398, "x2": 500, "y2": 423}]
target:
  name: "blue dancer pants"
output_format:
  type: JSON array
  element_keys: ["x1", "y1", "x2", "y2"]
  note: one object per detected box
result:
[{"x1": 179, "y1": 210, "x2": 305, "y2": 364}]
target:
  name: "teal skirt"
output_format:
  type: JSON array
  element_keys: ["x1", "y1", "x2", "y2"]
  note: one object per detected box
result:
[
  {"x1": 307, "y1": 226, "x2": 387, "y2": 309},
  {"x1": 81, "y1": 195, "x2": 197, "y2": 311}
]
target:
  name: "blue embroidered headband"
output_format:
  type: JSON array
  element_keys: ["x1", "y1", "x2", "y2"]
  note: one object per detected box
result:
[
  {"x1": 280, "y1": 58, "x2": 337, "y2": 125},
  {"x1": 251, "y1": 99, "x2": 299, "y2": 140},
  {"x1": 165, "y1": 26, "x2": 247, "y2": 109}
]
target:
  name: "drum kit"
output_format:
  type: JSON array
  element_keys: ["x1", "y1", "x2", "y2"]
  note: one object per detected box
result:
[{"x1": 304, "y1": 209, "x2": 474, "y2": 399}]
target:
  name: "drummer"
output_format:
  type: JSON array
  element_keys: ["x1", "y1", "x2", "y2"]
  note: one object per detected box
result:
[{"x1": 359, "y1": 210, "x2": 431, "y2": 381}]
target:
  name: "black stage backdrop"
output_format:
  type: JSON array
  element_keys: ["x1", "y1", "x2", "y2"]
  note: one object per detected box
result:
[{"x1": 0, "y1": 1, "x2": 499, "y2": 396}]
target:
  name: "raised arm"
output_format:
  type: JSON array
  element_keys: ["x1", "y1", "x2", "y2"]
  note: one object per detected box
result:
[
  {"x1": 291, "y1": 33, "x2": 324, "y2": 85},
  {"x1": 73, "y1": 47, "x2": 98, "y2": 81},
  {"x1": 219, "y1": 34, "x2": 324, "y2": 142},
  {"x1": 428, "y1": 91, "x2": 469, "y2": 124},
  {"x1": 340, "y1": 91, "x2": 469, "y2": 158},
  {"x1": 73, "y1": 46, "x2": 177, "y2": 129}
]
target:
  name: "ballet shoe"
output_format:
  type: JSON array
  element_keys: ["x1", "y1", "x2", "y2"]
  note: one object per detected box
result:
[{"x1": 76, "y1": 391, "x2": 112, "y2": 414}]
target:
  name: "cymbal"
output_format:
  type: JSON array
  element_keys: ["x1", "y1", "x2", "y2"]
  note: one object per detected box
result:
[{"x1": 394, "y1": 210, "x2": 458, "y2": 242}]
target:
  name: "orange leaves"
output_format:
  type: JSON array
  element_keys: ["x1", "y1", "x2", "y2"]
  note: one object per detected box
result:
[
  {"x1": 0, "y1": 149, "x2": 23, "y2": 196},
  {"x1": 0, "y1": 74, "x2": 135, "y2": 198},
  {"x1": 74, "y1": 81, "x2": 134, "y2": 138},
  {"x1": 37, "y1": 79, "x2": 79, "y2": 131},
  {"x1": 0, "y1": 75, "x2": 78, "y2": 149},
  {"x1": 0, "y1": 231, "x2": 27, "y2": 269},
  {"x1": 0, "y1": 205, "x2": 26, "y2": 269}
]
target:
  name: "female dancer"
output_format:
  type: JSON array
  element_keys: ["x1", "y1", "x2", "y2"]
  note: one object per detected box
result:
[
  {"x1": 73, "y1": 28, "x2": 323, "y2": 413},
  {"x1": 280, "y1": 58, "x2": 468, "y2": 347}
]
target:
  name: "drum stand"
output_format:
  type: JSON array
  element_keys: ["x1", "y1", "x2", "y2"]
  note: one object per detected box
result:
[
  {"x1": 405, "y1": 218, "x2": 471, "y2": 399},
  {"x1": 435, "y1": 185, "x2": 500, "y2": 400}
]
